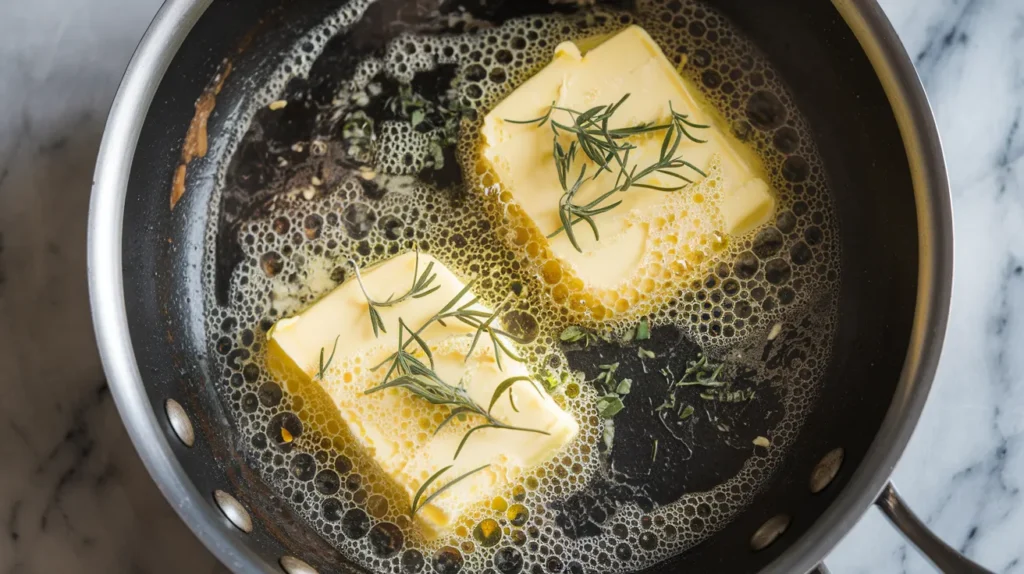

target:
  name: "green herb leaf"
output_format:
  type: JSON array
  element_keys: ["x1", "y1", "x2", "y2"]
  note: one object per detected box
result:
[
  {"x1": 487, "y1": 376, "x2": 536, "y2": 414},
  {"x1": 597, "y1": 395, "x2": 625, "y2": 418},
  {"x1": 434, "y1": 407, "x2": 473, "y2": 436},
  {"x1": 615, "y1": 379, "x2": 633, "y2": 395},
  {"x1": 349, "y1": 248, "x2": 441, "y2": 338},
  {"x1": 453, "y1": 423, "x2": 549, "y2": 460},
  {"x1": 636, "y1": 318, "x2": 650, "y2": 340},
  {"x1": 655, "y1": 393, "x2": 676, "y2": 412},
  {"x1": 637, "y1": 347, "x2": 656, "y2": 360},
  {"x1": 428, "y1": 141, "x2": 445, "y2": 169},
  {"x1": 559, "y1": 325, "x2": 585, "y2": 343},
  {"x1": 317, "y1": 335, "x2": 340, "y2": 380},
  {"x1": 410, "y1": 464, "x2": 490, "y2": 517},
  {"x1": 411, "y1": 109, "x2": 426, "y2": 128},
  {"x1": 678, "y1": 405, "x2": 694, "y2": 420},
  {"x1": 602, "y1": 419, "x2": 616, "y2": 451}
]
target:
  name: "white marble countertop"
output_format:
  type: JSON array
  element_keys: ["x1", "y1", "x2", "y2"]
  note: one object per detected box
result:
[{"x1": 0, "y1": 0, "x2": 1021, "y2": 572}]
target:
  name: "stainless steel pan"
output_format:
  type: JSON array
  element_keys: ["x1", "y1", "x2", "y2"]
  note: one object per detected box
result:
[{"x1": 89, "y1": 0, "x2": 983, "y2": 571}]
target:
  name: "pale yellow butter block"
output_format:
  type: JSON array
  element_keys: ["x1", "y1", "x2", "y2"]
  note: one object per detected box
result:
[
  {"x1": 267, "y1": 252, "x2": 578, "y2": 537},
  {"x1": 479, "y1": 25, "x2": 775, "y2": 318}
]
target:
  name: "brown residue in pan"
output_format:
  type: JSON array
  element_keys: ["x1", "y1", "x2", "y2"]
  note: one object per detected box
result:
[{"x1": 170, "y1": 60, "x2": 233, "y2": 210}]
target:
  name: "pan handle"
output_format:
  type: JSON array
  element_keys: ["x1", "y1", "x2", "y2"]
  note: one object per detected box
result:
[
  {"x1": 813, "y1": 483, "x2": 992, "y2": 574},
  {"x1": 873, "y1": 482, "x2": 993, "y2": 573}
]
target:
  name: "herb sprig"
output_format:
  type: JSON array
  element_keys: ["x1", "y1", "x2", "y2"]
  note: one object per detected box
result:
[
  {"x1": 410, "y1": 464, "x2": 490, "y2": 517},
  {"x1": 508, "y1": 94, "x2": 709, "y2": 251},
  {"x1": 317, "y1": 335, "x2": 340, "y2": 380},
  {"x1": 354, "y1": 268, "x2": 549, "y2": 461},
  {"x1": 364, "y1": 330, "x2": 548, "y2": 461},
  {"x1": 349, "y1": 249, "x2": 441, "y2": 338}
]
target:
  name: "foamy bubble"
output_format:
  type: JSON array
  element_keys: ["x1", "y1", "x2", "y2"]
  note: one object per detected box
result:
[{"x1": 201, "y1": 1, "x2": 840, "y2": 572}]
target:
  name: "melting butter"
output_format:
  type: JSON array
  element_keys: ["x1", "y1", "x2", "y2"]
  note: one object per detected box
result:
[
  {"x1": 267, "y1": 252, "x2": 579, "y2": 538},
  {"x1": 480, "y1": 25, "x2": 775, "y2": 305}
]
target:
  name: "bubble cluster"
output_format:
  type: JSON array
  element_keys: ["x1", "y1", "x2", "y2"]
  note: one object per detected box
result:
[{"x1": 200, "y1": 1, "x2": 840, "y2": 573}]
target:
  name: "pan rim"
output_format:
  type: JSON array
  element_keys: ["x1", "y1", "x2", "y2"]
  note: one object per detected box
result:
[
  {"x1": 760, "y1": 1, "x2": 953, "y2": 572},
  {"x1": 87, "y1": 0, "x2": 278, "y2": 572},
  {"x1": 87, "y1": 1, "x2": 952, "y2": 573}
]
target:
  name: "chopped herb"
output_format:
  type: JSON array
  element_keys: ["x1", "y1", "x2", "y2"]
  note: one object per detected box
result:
[
  {"x1": 596, "y1": 395, "x2": 625, "y2": 418},
  {"x1": 541, "y1": 371, "x2": 559, "y2": 390},
  {"x1": 596, "y1": 362, "x2": 621, "y2": 393},
  {"x1": 558, "y1": 325, "x2": 606, "y2": 347},
  {"x1": 602, "y1": 419, "x2": 616, "y2": 451},
  {"x1": 559, "y1": 325, "x2": 585, "y2": 343},
  {"x1": 385, "y1": 83, "x2": 472, "y2": 171},
  {"x1": 651, "y1": 439, "x2": 659, "y2": 463},
  {"x1": 674, "y1": 355, "x2": 728, "y2": 387},
  {"x1": 655, "y1": 393, "x2": 677, "y2": 412},
  {"x1": 637, "y1": 347, "x2": 656, "y2": 360},
  {"x1": 700, "y1": 388, "x2": 755, "y2": 403},
  {"x1": 635, "y1": 318, "x2": 651, "y2": 340},
  {"x1": 410, "y1": 109, "x2": 426, "y2": 129},
  {"x1": 660, "y1": 367, "x2": 675, "y2": 386},
  {"x1": 540, "y1": 370, "x2": 576, "y2": 391},
  {"x1": 678, "y1": 405, "x2": 695, "y2": 420},
  {"x1": 615, "y1": 378, "x2": 633, "y2": 395},
  {"x1": 677, "y1": 380, "x2": 727, "y2": 388},
  {"x1": 342, "y1": 110, "x2": 376, "y2": 162}
]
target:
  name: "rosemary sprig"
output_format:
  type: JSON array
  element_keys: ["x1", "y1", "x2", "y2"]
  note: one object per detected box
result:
[
  {"x1": 317, "y1": 335, "x2": 340, "y2": 380},
  {"x1": 464, "y1": 292, "x2": 523, "y2": 371},
  {"x1": 349, "y1": 249, "x2": 441, "y2": 337},
  {"x1": 509, "y1": 95, "x2": 710, "y2": 251},
  {"x1": 362, "y1": 282, "x2": 549, "y2": 460},
  {"x1": 410, "y1": 464, "x2": 490, "y2": 517},
  {"x1": 367, "y1": 275, "x2": 526, "y2": 372}
]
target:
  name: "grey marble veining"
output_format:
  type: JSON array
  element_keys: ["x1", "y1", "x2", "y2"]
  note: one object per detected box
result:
[
  {"x1": 0, "y1": 1, "x2": 223, "y2": 572},
  {"x1": 827, "y1": 1, "x2": 1024, "y2": 572},
  {"x1": 0, "y1": 0, "x2": 1022, "y2": 573}
]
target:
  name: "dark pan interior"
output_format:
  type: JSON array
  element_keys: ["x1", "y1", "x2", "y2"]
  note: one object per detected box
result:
[{"x1": 121, "y1": 0, "x2": 918, "y2": 571}]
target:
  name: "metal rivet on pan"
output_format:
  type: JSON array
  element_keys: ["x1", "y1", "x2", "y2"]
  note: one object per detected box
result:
[
  {"x1": 280, "y1": 556, "x2": 319, "y2": 574},
  {"x1": 750, "y1": 514, "x2": 790, "y2": 551},
  {"x1": 809, "y1": 447, "x2": 844, "y2": 494},
  {"x1": 214, "y1": 490, "x2": 253, "y2": 533},
  {"x1": 165, "y1": 399, "x2": 195, "y2": 447}
]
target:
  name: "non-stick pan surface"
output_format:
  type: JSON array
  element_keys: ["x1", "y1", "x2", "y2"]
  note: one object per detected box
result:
[{"x1": 94, "y1": 0, "x2": 949, "y2": 572}]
